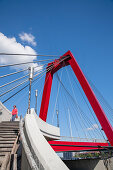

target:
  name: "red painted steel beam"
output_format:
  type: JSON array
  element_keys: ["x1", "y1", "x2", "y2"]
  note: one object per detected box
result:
[
  {"x1": 66, "y1": 51, "x2": 113, "y2": 146},
  {"x1": 39, "y1": 50, "x2": 113, "y2": 145},
  {"x1": 49, "y1": 141, "x2": 109, "y2": 152},
  {"x1": 39, "y1": 56, "x2": 69, "y2": 121},
  {"x1": 39, "y1": 71, "x2": 53, "y2": 121}
]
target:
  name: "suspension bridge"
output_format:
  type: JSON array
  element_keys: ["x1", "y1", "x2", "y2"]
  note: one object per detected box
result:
[{"x1": 0, "y1": 51, "x2": 113, "y2": 169}]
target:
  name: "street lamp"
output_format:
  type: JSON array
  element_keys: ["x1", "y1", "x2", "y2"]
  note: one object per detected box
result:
[
  {"x1": 27, "y1": 66, "x2": 34, "y2": 114},
  {"x1": 56, "y1": 109, "x2": 59, "y2": 127},
  {"x1": 35, "y1": 89, "x2": 38, "y2": 114}
]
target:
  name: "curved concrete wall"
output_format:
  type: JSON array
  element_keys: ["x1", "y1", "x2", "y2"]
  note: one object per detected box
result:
[
  {"x1": 21, "y1": 109, "x2": 69, "y2": 170},
  {"x1": 34, "y1": 109, "x2": 60, "y2": 140},
  {"x1": 0, "y1": 101, "x2": 11, "y2": 122},
  {"x1": 20, "y1": 119, "x2": 39, "y2": 170}
]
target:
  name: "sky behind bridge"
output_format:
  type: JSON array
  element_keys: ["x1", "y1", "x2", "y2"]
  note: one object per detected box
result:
[{"x1": 0, "y1": 0, "x2": 113, "y2": 140}]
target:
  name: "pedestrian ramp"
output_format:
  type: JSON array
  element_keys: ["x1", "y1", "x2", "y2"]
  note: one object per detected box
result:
[{"x1": 20, "y1": 108, "x2": 69, "y2": 170}]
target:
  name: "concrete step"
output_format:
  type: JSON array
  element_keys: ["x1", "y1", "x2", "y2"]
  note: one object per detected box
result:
[
  {"x1": 0, "y1": 123, "x2": 19, "y2": 126},
  {"x1": 0, "y1": 125, "x2": 19, "y2": 128},
  {"x1": 0, "y1": 138, "x2": 16, "y2": 141},
  {"x1": 0, "y1": 141, "x2": 14, "y2": 144},
  {"x1": 0, "y1": 135, "x2": 17, "y2": 138},
  {"x1": 1, "y1": 123, "x2": 19, "y2": 125},
  {"x1": 0, "y1": 129, "x2": 18, "y2": 132},
  {"x1": 0, "y1": 144, "x2": 13, "y2": 148},
  {"x1": 0, "y1": 122, "x2": 19, "y2": 126},
  {"x1": 0, "y1": 124, "x2": 19, "y2": 127},
  {"x1": 0, "y1": 152, "x2": 7, "y2": 156},
  {"x1": 1, "y1": 121, "x2": 19, "y2": 124},
  {"x1": 0, "y1": 126, "x2": 19, "y2": 130},
  {"x1": 0, "y1": 133, "x2": 17, "y2": 136},
  {"x1": 0, "y1": 123, "x2": 19, "y2": 125},
  {"x1": 0, "y1": 134, "x2": 18, "y2": 137},
  {"x1": 0, "y1": 132, "x2": 18, "y2": 135},
  {"x1": 0, "y1": 148, "x2": 12, "y2": 152},
  {"x1": 1, "y1": 121, "x2": 19, "y2": 123},
  {"x1": 0, "y1": 121, "x2": 20, "y2": 169},
  {"x1": 0, "y1": 130, "x2": 19, "y2": 133}
]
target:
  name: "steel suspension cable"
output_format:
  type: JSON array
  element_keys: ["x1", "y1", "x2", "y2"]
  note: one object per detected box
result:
[
  {"x1": 0, "y1": 68, "x2": 28, "y2": 78},
  {"x1": 64, "y1": 90, "x2": 96, "y2": 139},
  {"x1": 82, "y1": 71, "x2": 113, "y2": 122},
  {"x1": 62, "y1": 68, "x2": 101, "y2": 138},
  {"x1": 65, "y1": 67, "x2": 89, "y2": 138},
  {"x1": 0, "y1": 59, "x2": 57, "y2": 68},
  {"x1": 2, "y1": 83, "x2": 29, "y2": 104},
  {"x1": 2, "y1": 61, "x2": 57, "y2": 103},
  {"x1": 0, "y1": 60, "x2": 53, "y2": 79},
  {"x1": 0, "y1": 79, "x2": 29, "y2": 98},
  {"x1": 59, "y1": 84, "x2": 80, "y2": 138},
  {"x1": 2, "y1": 56, "x2": 68, "y2": 103},
  {"x1": 9, "y1": 66, "x2": 52, "y2": 107},
  {"x1": 33, "y1": 56, "x2": 70, "y2": 83},
  {"x1": 70, "y1": 71, "x2": 106, "y2": 139},
  {"x1": 0, "y1": 61, "x2": 53, "y2": 93},
  {"x1": 0, "y1": 74, "x2": 29, "y2": 88},
  {"x1": 87, "y1": 78, "x2": 113, "y2": 123},
  {"x1": 56, "y1": 72, "x2": 88, "y2": 138},
  {"x1": 32, "y1": 60, "x2": 64, "y2": 114},
  {"x1": 0, "y1": 53, "x2": 59, "y2": 57},
  {"x1": 62, "y1": 87, "x2": 90, "y2": 139},
  {"x1": 11, "y1": 58, "x2": 66, "y2": 110},
  {"x1": 1, "y1": 69, "x2": 48, "y2": 101},
  {"x1": 66, "y1": 88, "x2": 103, "y2": 138},
  {"x1": 80, "y1": 71, "x2": 113, "y2": 129},
  {"x1": 52, "y1": 70, "x2": 63, "y2": 124},
  {"x1": 56, "y1": 73, "x2": 101, "y2": 139}
]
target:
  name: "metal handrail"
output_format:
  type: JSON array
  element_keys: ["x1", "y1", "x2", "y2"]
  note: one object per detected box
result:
[{"x1": 60, "y1": 136, "x2": 108, "y2": 143}]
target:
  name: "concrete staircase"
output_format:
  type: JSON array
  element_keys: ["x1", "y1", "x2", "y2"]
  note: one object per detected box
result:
[{"x1": 0, "y1": 121, "x2": 20, "y2": 169}]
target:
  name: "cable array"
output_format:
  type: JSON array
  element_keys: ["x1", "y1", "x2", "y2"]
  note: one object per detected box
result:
[
  {"x1": 0, "y1": 52, "x2": 112, "y2": 144},
  {"x1": 0, "y1": 53, "x2": 58, "y2": 57},
  {"x1": 0, "y1": 55, "x2": 69, "y2": 104},
  {"x1": 54, "y1": 67, "x2": 107, "y2": 140}
]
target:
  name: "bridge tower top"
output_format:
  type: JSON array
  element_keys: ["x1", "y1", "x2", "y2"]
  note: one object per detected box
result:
[{"x1": 39, "y1": 50, "x2": 113, "y2": 146}]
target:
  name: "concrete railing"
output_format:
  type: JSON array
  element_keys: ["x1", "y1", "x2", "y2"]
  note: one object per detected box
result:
[
  {"x1": 33, "y1": 110, "x2": 60, "y2": 140},
  {"x1": 0, "y1": 101, "x2": 11, "y2": 122},
  {"x1": 20, "y1": 118, "x2": 39, "y2": 170},
  {"x1": 20, "y1": 109, "x2": 69, "y2": 170}
]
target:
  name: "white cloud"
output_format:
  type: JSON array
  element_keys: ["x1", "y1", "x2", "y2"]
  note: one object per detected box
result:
[
  {"x1": 0, "y1": 32, "x2": 42, "y2": 71},
  {"x1": 87, "y1": 124, "x2": 98, "y2": 131},
  {"x1": 19, "y1": 32, "x2": 37, "y2": 46}
]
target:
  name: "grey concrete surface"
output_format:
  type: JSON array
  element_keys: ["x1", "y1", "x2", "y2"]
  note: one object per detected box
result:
[
  {"x1": 0, "y1": 101, "x2": 11, "y2": 122},
  {"x1": 20, "y1": 109, "x2": 113, "y2": 170},
  {"x1": 63, "y1": 157, "x2": 113, "y2": 170},
  {"x1": 21, "y1": 109, "x2": 69, "y2": 170},
  {"x1": 20, "y1": 119, "x2": 39, "y2": 170},
  {"x1": 34, "y1": 109, "x2": 60, "y2": 140}
]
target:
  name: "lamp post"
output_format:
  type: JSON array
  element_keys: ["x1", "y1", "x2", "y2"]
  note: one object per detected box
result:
[
  {"x1": 35, "y1": 89, "x2": 38, "y2": 114},
  {"x1": 56, "y1": 109, "x2": 59, "y2": 127},
  {"x1": 68, "y1": 108, "x2": 73, "y2": 141},
  {"x1": 27, "y1": 66, "x2": 34, "y2": 114}
]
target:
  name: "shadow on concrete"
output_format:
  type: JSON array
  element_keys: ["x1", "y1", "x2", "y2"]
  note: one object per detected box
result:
[{"x1": 63, "y1": 158, "x2": 104, "y2": 170}]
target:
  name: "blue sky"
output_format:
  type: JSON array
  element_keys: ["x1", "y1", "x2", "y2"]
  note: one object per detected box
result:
[{"x1": 0, "y1": 0, "x2": 113, "y2": 140}]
